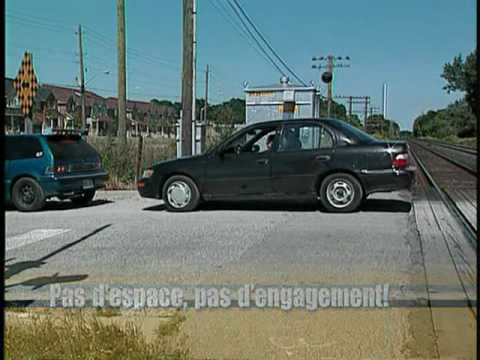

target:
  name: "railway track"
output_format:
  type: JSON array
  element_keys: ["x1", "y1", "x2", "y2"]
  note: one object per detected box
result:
[
  {"x1": 409, "y1": 140, "x2": 477, "y2": 314},
  {"x1": 421, "y1": 138, "x2": 477, "y2": 155},
  {"x1": 409, "y1": 139, "x2": 477, "y2": 237},
  {"x1": 412, "y1": 139, "x2": 477, "y2": 175}
]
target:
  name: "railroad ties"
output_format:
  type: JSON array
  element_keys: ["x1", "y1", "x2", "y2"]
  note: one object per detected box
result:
[{"x1": 408, "y1": 139, "x2": 477, "y2": 358}]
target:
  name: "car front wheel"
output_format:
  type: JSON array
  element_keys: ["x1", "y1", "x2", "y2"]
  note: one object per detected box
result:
[
  {"x1": 319, "y1": 173, "x2": 363, "y2": 213},
  {"x1": 162, "y1": 175, "x2": 200, "y2": 212},
  {"x1": 12, "y1": 177, "x2": 46, "y2": 212}
]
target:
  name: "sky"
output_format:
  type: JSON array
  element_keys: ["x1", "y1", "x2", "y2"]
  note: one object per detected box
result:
[{"x1": 5, "y1": 0, "x2": 476, "y2": 130}]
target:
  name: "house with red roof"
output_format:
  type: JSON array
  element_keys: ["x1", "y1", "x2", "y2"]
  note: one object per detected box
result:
[{"x1": 4, "y1": 78, "x2": 178, "y2": 136}]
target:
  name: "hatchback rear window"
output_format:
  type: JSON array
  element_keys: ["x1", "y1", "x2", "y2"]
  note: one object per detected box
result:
[
  {"x1": 6, "y1": 136, "x2": 43, "y2": 160},
  {"x1": 46, "y1": 136, "x2": 99, "y2": 160}
]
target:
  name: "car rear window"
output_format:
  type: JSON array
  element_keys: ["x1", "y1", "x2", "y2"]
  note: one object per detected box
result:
[
  {"x1": 46, "y1": 136, "x2": 99, "y2": 161},
  {"x1": 325, "y1": 119, "x2": 378, "y2": 144},
  {"x1": 6, "y1": 136, "x2": 43, "y2": 160}
]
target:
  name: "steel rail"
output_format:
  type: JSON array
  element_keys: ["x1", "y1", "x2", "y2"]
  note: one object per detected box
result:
[
  {"x1": 410, "y1": 145, "x2": 477, "y2": 247},
  {"x1": 411, "y1": 140, "x2": 477, "y2": 176}
]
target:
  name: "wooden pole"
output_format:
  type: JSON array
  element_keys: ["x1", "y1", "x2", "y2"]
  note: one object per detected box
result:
[
  {"x1": 117, "y1": 0, "x2": 127, "y2": 141},
  {"x1": 181, "y1": 0, "x2": 194, "y2": 156}
]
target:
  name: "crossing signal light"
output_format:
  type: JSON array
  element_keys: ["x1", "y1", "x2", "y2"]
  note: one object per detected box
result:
[{"x1": 321, "y1": 71, "x2": 333, "y2": 83}]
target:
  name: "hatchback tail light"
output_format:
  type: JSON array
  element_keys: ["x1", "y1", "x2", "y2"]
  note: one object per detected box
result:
[
  {"x1": 45, "y1": 165, "x2": 69, "y2": 175},
  {"x1": 392, "y1": 153, "x2": 409, "y2": 169}
]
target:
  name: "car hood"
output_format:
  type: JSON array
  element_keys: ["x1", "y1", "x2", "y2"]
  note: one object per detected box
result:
[{"x1": 152, "y1": 154, "x2": 206, "y2": 169}]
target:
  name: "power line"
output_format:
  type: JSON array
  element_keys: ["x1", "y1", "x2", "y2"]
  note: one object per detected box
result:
[
  {"x1": 230, "y1": 0, "x2": 307, "y2": 86},
  {"x1": 83, "y1": 25, "x2": 180, "y2": 70},
  {"x1": 207, "y1": 0, "x2": 277, "y2": 70},
  {"x1": 225, "y1": 0, "x2": 287, "y2": 78},
  {"x1": 6, "y1": 10, "x2": 74, "y2": 30}
]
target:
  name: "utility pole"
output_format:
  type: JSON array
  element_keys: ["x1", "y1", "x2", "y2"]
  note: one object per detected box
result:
[
  {"x1": 204, "y1": 64, "x2": 209, "y2": 125},
  {"x1": 382, "y1": 82, "x2": 391, "y2": 137},
  {"x1": 311, "y1": 55, "x2": 350, "y2": 118},
  {"x1": 192, "y1": 0, "x2": 197, "y2": 154},
  {"x1": 335, "y1": 95, "x2": 370, "y2": 126},
  {"x1": 364, "y1": 96, "x2": 370, "y2": 131},
  {"x1": 77, "y1": 24, "x2": 86, "y2": 132},
  {"x1": 181, "y1": 0, "x2": 194, "y2": 156},
  {"x1": 117, "y1": 0, "x2": 127, "y2": 141},
  {"x1": 326, "y1": 55, "x2": 333, "y2": 117}
]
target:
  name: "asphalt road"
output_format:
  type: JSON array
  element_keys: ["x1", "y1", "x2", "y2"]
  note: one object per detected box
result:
[
  {"x1": 4, "y1": 189, "x2": 475, "y2": 358},
  {"x1": 6, "y1": 190, "x2": 416, "y2": 297}
]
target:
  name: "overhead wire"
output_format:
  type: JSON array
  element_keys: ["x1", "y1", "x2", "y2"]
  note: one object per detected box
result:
[{"x1": 230, "y1": 0, "x2": 307, "y2": 86}]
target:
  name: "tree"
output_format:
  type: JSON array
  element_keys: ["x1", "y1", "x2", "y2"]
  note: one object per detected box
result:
[
  {"x1": 366, "y1": 114, "x2": 400, "y2": 139},
  {"x1": 441, "y1": 50, "x2": 477, "y2": 115},
  {"x1": 412, "y1": 100, "x2": 475, "y2": 138}
]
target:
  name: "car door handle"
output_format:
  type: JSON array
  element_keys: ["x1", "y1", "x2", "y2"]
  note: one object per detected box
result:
[
  {"x1": 256, "y1": 158, "x2": 269, "y2": 165},
  {"x1": 315, "y1": 155, "x2": 331, "y2": 161}
]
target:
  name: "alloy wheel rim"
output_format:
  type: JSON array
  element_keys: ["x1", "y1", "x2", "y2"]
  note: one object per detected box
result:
[
  {"x1": 20, "y1": 184, "x2": 35, "y2": 205},
  {"x1": 326, "y1": 180, "x2": 354, "y2": 208},
  {"x1": 166, "y1": 181, "x2": 192, "y2": 208}
]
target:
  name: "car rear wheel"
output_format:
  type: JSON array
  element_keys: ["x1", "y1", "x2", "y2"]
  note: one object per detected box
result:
[
  {"x1": 12, "y1": 177, "x2": 46, "y2": 212},
  {"x1": 162, "y1": 175, "x2": 200, "y2": 212},
  {"x1": 319, "y1": 173, "x2": 363, "y2": 213},
  {"x1": 71, "y1": 189, "x2": 96, "y2": 206}
]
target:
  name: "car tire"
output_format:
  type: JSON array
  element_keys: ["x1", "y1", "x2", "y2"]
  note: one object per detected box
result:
[
  {"x1": 11, "y1": 177, "x2": 46, "y2": 212},
  {"x1": 71, "y1": 189, "x2": 96, "y2": 206},
  {"x1": 319, "y1": 173, "x2": 363, "y2": 213},
  {"x1": 162, "y1": 175, "x2": 200, "y2": 212}
]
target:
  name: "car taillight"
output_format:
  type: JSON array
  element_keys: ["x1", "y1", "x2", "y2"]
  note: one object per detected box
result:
[
  {"x1": 55, "y1": 165, "x2": 67, "y2": 173},
  {"x1": 45, "y1": 165, "x2": 68, "y2": 174},
  {"x1": 392, "y1": 153, "x2": 409, "y2": 169}
]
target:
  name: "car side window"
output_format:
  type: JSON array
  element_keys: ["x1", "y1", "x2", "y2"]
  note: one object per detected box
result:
[
  {"x1": 6, "y1": 137, "x2": 43, "y2": 160},
  {"x1": 276, "y1": 125, "x2": 334, "y2": 152},
  {"x1": 319, "y1": 127, "x2": 334, "y2": 149},
  {"x1": 226, "y1": 126, "x2": 280, "y2": 153}
]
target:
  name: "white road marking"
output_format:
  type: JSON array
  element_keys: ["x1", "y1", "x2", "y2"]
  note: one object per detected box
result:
[{"x1": 6, "y1": 229, "x2": 71, "y2": 251}]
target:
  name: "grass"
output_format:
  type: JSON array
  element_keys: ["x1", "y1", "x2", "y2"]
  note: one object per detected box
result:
[
  {"x1": 95, "y1": 307, "x2": 122, "y2": 317},
  {"x1": 87, "y1": 128, "x2": 233, "y2": 190},
  {"x1": 439, "y1": 135, "x2": 477, "y2": 149},
  {"x1": 5, "y1": 309, "x2": 190, "y2": 360},
  {"x1": 87, "y1": 136, "x2": 176, "y2": 190},
  {"x1": 417, "y1": 135, "x2": 477, "y2": 149}
]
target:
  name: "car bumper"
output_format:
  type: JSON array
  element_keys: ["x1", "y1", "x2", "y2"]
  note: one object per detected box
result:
[
  {"x1": 360, "y1": 167, "x2": 416, "y2": 194},
  {"x1": 137, "y1": 176, "x2": 159, "y2": 199},
  {"x1": 40, "y1": 171, "x2": 109, "y2": 198}
]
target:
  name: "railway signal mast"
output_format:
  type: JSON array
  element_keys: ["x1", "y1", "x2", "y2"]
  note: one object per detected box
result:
[
  {"x1": 335, "y1": 95, "x2": 370, "y2": 130},
  {"x1": 312, "y1": 55, "x2": 351, "y2": 117}
]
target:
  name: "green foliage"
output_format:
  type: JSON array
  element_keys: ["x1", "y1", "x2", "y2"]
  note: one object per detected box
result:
[
  {"x1": 413, "y1": 49, "x2": 477, "y2": 139},
  {"x1": 366, "y1": 114, "x2": 400, "y2": 139},
  {"x1": 207, "y1": 98, "x2": 246, "y2": 126},
  {"x1": 441, "y1": 50, "x2": 477, "y2": 113},
  {"x1": 413, "y1": 99, "x2": 476, "y2": 138},
  {"x1": 399, "y1": 130, "x2": 413, "y2": 140}
]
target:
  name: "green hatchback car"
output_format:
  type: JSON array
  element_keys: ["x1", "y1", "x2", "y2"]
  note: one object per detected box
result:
[{"x1": 5, "y1": 133, "x2": 108, "y2": 211}]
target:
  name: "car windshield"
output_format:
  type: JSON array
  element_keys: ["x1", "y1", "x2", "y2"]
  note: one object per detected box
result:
[
  {"x1": 46, "y1": 136, "x2": 98, "y2": 161},
  {"x1": 325, "y1": 119, "x2": 379, "y2": 143},
  {"x1": 207, "y1": 124, "x2": 248, "y2": 153}
]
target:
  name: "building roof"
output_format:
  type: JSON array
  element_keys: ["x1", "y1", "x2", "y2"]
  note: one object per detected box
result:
[
  {"x1": 105, "y1": 97, "x2": 152, "y2": 113},
  {"x1": 41, "y1": 84, "x2": 77, "y2": 103},
  {"x1": 245, "y1": 83, "x2": 315, "y2": 92},
  {"x1": 5, "y1": 79, "x2": 177, "y2": 121}
]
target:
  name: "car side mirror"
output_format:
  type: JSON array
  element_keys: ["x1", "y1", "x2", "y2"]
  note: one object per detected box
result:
[
  {"x1": 251, "y1": 144, "x2": 260, "y2": 153},
  {"x1": 220, "y1": 145, "x2": 241, "y2": 156}
]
